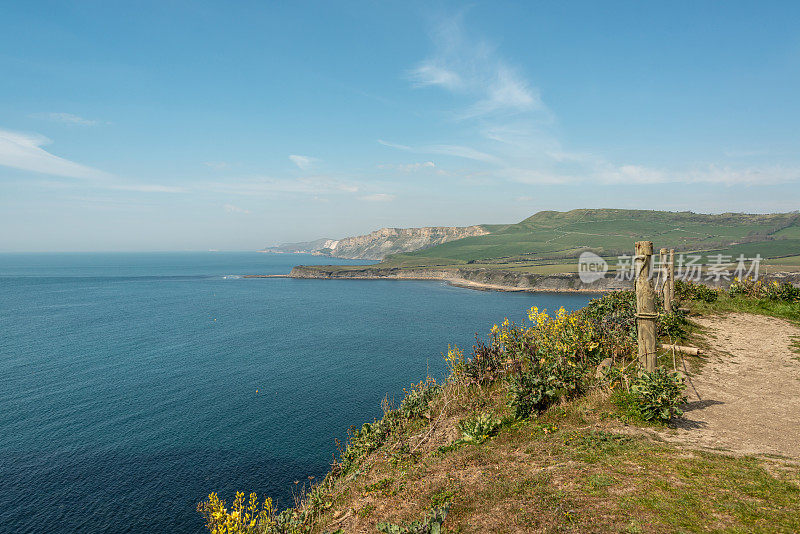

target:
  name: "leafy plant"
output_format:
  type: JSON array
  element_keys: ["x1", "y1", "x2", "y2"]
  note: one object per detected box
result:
[
  {"x1": 658, "y1": 309, "x2": 688, "y2": 338},
  {"x1": 728, "y1": 276, "x2": 763, "y2": 298},
  {"x1": 631, "y1": 368, "x2": 687, "y2": 423},
  {"x1": 458, "y1": 412, "x2": 501, "y2": 444},
  {"x1": 764, "y1": 280, "x2": 800, "y2": 302},
  {"x1": 198, "y1": 492, "x2": 276, "y2": 534},
  {"x1": 399, "y1": 378, "x2": 439, "y2": 419},
  {"x1": 674, "y1": 280, "x2": 718, "y2": 303},
  {"x1": 376, "y1": 504, "x2": 450, "y2": 534}
]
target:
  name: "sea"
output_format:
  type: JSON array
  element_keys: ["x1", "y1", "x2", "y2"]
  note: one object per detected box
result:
[{"x1": 0, "y1": 252, "x2": 597, "y2": 533}]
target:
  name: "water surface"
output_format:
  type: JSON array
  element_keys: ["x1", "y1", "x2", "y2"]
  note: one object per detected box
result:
[{"x1": 0, "y1": 252, "x2": 597, "y2": 533}]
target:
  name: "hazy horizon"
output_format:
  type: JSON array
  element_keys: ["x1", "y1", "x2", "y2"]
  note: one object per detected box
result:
[{"x1": 2, "y1": 1, "x2": 799, "y2": 252}]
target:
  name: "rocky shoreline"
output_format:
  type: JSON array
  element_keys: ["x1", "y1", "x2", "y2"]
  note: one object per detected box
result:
[
  {"x1": 244, "y1": 266, "x2": 800, "y2": 294},
  {"x1": 282, "y1": 265, "x2": 631, "y2": 293}
]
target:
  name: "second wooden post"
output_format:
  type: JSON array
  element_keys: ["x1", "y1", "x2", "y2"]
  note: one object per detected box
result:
[{"x1": 635, "y1": 241, "x2": 658, "y2": 372}]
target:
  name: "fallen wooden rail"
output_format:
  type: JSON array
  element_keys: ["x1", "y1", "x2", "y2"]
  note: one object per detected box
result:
[{"x1": 661, "y1": 344, "x2": 700, "y2": 356}]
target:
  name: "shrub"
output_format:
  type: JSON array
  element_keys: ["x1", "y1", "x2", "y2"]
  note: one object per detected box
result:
[
  {"x1": 763, "y1": 281, "x2": 800, "y2": 302},
  {"x1": 198, "y1": 491, "x2": 275, "y2": 534},
  {"x1": 658, "y1": 309, "x2": 688, "y2": 339},
  {"x1": 399, "y1": 378, "x2": 439, "y2": 419},
  {"x1": 458, "y1": 412, "x2": 501, "y2": 444},
  {"x1": 509, "y1": 356, "x2": 585, "y2": 419},
  {"x1": 630, "y1": 368, "x2": 687, "y2": 423},
  {"x1": 583, "y1": 291, "x2": 637, "y2": 339},
  {"x1": 674, "y1": 280, "x2": 718, "y2": 303},
  {"x1": 462, "y1": 336, "x2": 507, "y2": 385},
  {"x1": 728, "y1": 277, "x2": 763, "y2": 298},
  {"x1": 376, "y1": 504, "x2": 450, "y2": 534}
]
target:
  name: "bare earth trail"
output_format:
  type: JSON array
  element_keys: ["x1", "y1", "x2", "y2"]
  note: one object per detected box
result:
[{"x1": 663, "y1": 313, "x2": 800, "y2": 459}]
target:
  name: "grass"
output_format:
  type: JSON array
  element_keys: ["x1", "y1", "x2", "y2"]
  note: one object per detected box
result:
[
  {"x1": 307, "y1": 389, "x2": 800, "y2": 533},
  {"x1": 687, "y1": 293, "x2": 800, "y2": 323},
  {"x1": 384, "y1": 209, "x2": 800, "y2": 265}
]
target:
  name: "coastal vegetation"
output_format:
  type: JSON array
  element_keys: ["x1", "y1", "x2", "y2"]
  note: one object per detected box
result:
[{"x1": 198, "y1": 283, "x2": 800, "y2": 533}]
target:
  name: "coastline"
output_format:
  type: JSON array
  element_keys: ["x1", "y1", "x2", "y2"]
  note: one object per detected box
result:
[
  {"x1": 246, "y1": 267, "x2": 630, "y2": 293},
  {"x1": 246, "y1": 266, "x2": 800, "y2": 294}
]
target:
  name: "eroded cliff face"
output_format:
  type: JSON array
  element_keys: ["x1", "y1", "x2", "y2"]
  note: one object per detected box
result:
[
  {"x1": 323, "y1": 226, "x2": 490, "y2": 260},
  {"x1": 288, "y1": 265, "x2": 632, "y2": 292}
]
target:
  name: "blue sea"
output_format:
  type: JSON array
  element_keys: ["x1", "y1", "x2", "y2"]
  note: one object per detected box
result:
[{"x1": 0, "y1": 252, "x2": 597, "y2": 533}]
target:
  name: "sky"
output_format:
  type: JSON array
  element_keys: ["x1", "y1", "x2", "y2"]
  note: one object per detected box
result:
[{"x1": 1, "y1": 1, "x2": 799, "y2": 251}]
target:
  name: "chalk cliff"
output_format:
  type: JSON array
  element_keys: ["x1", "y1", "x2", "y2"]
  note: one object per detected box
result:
[{"x1": 262, "y1": 225, "x2": 489, "y2": 260}]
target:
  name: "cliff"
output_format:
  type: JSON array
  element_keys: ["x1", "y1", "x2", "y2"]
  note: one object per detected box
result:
[
  {"x1": 262, "y1": 225, "x2": 490, "y2": 260},
  {"x1": 288, "y1": 265, "x2": 631, "y2": 292}
]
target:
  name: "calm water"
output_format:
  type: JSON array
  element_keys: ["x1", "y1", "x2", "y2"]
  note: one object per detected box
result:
[{"x1": 0, "y1": 252, "x2": 596, "y2": 533}]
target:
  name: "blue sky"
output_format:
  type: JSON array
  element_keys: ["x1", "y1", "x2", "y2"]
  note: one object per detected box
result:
[{"x1": 1, "y1": 1, "x2": 799, "y2": 251}]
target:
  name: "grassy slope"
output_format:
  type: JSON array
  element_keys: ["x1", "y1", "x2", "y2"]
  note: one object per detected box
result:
[
  {"x1": 311, "y1": 389, "x2": 800, "y2": 533},
  {"x1": 377, "y1": 209, "x2": 800, "y2": 270},
  {"x1": 300, "y1": 296, "x2": 800, "y2": 533}
]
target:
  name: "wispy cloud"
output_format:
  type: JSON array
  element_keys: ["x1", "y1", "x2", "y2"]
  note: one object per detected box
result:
[
  {"x1": 398, "y1": 14, "x2": 800, "y2": 190},
  {"x1": 289, "y1": 154, "x2": 316, "y2": 170},
  {"x1": 30, "y1": 112, "x2": 103, "y2": 126},
  {"x1": 223, "y1": 203, "x2": 250, "y2": 214},
  {"x1": 378, "y1": 138, "x2": 499, "y2": 164},
  {"x1": 359, "y1": 193, "x2": 395, "y2": 202},
  {"x1": 425, "y1": 144, "x2": 499, "y2": 164},
  {"x1": 0, "y1": 128, "x2": 111, "y2": 179},
  {"x1": 203, "y1": 161, "x2": 228, "y2": 170},
  {"x1": 596, "y1": 163, "x2": 800, "y2": 186},
  {"x1": 109, "y1": 183, "x2": 186, "y2": 193},
  {"x1": 378, "y1": 161, "x2": 436, "y2": 172},
  {"x1": 377, "y1": 139, "x2": 412, "y2": 151},
  {"x1": 409, "y1": 14, "x2": 544, "y2": 119},
  {"x1": 208, "y1": 176, "x2": 360, "y2": 196}
]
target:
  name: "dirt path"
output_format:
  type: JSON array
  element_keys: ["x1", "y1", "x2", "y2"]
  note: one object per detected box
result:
[{"x1": 663, "y1": 313, "x2": 800, "y2": 459}]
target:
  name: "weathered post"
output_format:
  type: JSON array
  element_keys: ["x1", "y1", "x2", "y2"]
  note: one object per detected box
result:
[
  {"x1": 635, "y1": 241, "x2": 658, "y2": 372},
  {"x1": 659, "y1": 248, "x2": 668, "y2": 302},
  {"x1": 667, "y1": 249, "x2": 675, "y2": 313}
]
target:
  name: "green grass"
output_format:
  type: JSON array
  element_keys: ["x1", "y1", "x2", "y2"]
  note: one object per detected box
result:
[
  {"x1": 380, "y1": 209, "x2": 800, "y2": 266},
  {"x1": 688, "y1": 293, "x2": 800, "y2": 323}
]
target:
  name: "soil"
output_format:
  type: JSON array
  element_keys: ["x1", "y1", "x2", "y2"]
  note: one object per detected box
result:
[{"x1": 663, "y1": 313, "x2": 800, "y2": 459}]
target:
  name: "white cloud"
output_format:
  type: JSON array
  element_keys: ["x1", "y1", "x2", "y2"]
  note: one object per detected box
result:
[
  {"x1": 207, "y1": 176, "x2": 360, "y2": 196},
  {"x1": 377, "y1": 139, "x2": 412, "y2": 151},
  {"x1": 410, "y1": 15, "x2": 545, "y2": 119},
  {"x1": 223, "y1": 203, "x2": 250, "y2": 214},
  {"x1": 359, "y1": 193, "x2": 395, "y2": 202},
  {"x1": 109, "y1": 184, "x2": 186, "y2": 193},
  {"x1": 378, "y1": 161, "x2": 436, "y2": 172},
  {"x1": 425, "y1": 144, "x2": 499, "y2": 164},
  {"x1": 289, "y1": 154, "x2": 316, "y2": 170},
  {"x1": 0, "y1": 128, "x2": 110, "y2": 179},
  {"x1": 409, "y1": 62, "x2": 463, "y2": 90},
  {"x1": 30, "y1": 112, "x2": 102, "y2": 126},
  {"x1": 378, "y1": 138, "x2": 500, "y2": 165}
]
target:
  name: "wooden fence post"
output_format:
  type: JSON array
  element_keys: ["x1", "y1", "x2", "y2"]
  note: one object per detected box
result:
[
  {"x1": 659, "y1": 248, "x2": 668, "y2": 305},
  {"x1": 635, "y1": 241, "x2": 657, "y2": 372},
  {"x1": 667, "y1": 249, "x2": 675, "y2": 313}
]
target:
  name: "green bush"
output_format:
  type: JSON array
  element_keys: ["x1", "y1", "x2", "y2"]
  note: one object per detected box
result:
[
  {"x1": 458, "y1": 412, "x2": 501, "y2": 444},
  {"x1": 658, "y1": 309, "x2": 688, "y2": 339},
  {"x1": 674, "y1": 280, "x2": 718, "y2": 303},
  {"x1": 509, "y1": 357, "x2": 585, "y2": 419},
  {"x1": 728, "y1": 277, "x2": 763, "y2": 298},
  {"x1": 376, "y1": 504, "x2": 450, "y2": 534},
  {"x1": 631, "y1": 368, "x2": 687, "y2": 423},
  {"x1": 763, "y1": 281, "x2": 800, "y2": 302}
]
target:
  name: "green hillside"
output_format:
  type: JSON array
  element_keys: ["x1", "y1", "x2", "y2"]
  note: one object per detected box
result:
[{"x1": 382, "y1": 209, "x2": 800, "y2": 268}]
